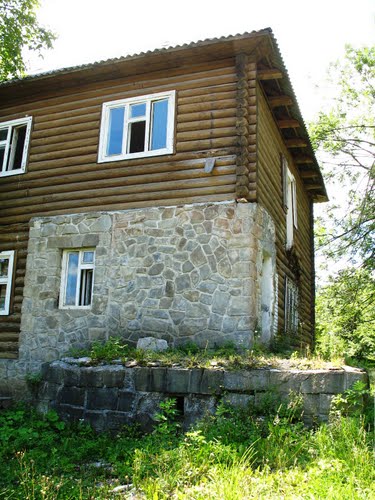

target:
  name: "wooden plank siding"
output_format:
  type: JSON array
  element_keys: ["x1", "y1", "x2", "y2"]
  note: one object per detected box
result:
[
  {"x1": 0, "y1": 58, "x2": 256, "y2": 357},
  {"x1": 256, "y1": 85, "x2": 314, "y2": 347}
]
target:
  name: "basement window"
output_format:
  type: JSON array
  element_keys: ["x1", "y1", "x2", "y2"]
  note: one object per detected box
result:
[
  {"x1": 60, "y1": 249, "x2": 95, "y2": 308},
  {"x1": 98, "y1": 91, "x2": 176, "y2": 162},
  {"x1": 284, "y1": 277, "x2": 299, "y2": 334},
  {"x1": 0, "y1": 117, "x2": 32, "y2": 177},
  {"x1": 0, "y1": 250, "x2": 14, "y2": 315}
]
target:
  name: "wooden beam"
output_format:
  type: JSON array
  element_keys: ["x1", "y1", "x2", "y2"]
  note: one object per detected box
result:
[
  {"x1": 285, "y1": 138, "x2": 308, "y2": 148},
  {"x1": 305, "y1": 184, "x2": 322, "y2": 191},
  {"x1": 294, "y1": 155, "x2": 315, "y2": 164},
  {"x1": 300, "y1": 171, "x2": 319, "y2": 179},
  {"x1": 258, "y1": 68, "x2": 283, "y2": 80},
  {"x1": 268, "y1": 95, "x2": 293, "y2": 108},
  {"x1": 277, "y1": 119, "x2": 300, "y2": 129}
]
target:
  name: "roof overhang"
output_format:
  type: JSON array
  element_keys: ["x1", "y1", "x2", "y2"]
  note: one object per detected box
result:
[{"x1": 0, "y1": 28, "x2": 327, "y2": 202}]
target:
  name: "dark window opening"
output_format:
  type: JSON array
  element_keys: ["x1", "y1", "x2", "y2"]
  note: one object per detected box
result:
[
  {"x1": 7, "y1": 125, "x2": 27, "y2": 171},
  {"x1": 129, "y1": 121, "x2": 146, "y2": 153},
  {"x1": 175, "y1": 396, "x2": 185, "y2": 416},
  {"x1": 79, "y1": 269, "x2": 93, "y2": 306}
]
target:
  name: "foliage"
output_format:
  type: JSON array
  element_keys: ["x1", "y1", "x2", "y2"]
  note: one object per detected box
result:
[
  {"x1": 1, "y1": 397, "x2": 374, "y2": 499},
  {"x1": 0, "y1": 0, "x2": 56, "y2": 82},
  {"x1": 316, "y1": 266, "x2": 375, "y2": 363},
  {"x1": 310, "y1": 45, "x2": 375, "y2": 271},
  {"x1": 69, "y1": 336, "x2": 341, "y2": 371}
]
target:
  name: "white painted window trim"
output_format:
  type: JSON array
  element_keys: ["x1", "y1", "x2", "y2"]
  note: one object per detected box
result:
[
  {"x1": 0, "y1": 250, "x2": 14, "y2": 316},
  {"x1": 286, "y1": 167, "x2": 297, "y2": 249},
  {"x1": 98, "y1": 90, "x2": 176, "y2": 163},
  {"x1": 60, "y1": 249, "x2": 95, "y2": 309},
  {"x1": 0, "y1": 117, "x2": 32, "y2": 177}
]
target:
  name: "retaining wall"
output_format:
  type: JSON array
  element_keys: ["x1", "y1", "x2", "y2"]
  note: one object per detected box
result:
[{"x1": 37, "y1": 359, "x2": 368, "y2": 431}]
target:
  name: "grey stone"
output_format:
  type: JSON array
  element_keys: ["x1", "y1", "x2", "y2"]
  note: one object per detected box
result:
[
  {"x1": 223, "y1": 370, "x2": 270, "y2": 392},
  {"x1": 57, "y1": 386, "x2": 85, "y2": 407},
  {"x1": 86, "y1": 388, "x2": 118, "y2": 410},
  {"x1": 118, "y1": 391, "x2": 137, "y2": 412},
  {"x1": 200, "y1": 369, "x2": 224, "y2": 394},
  {"x1": 137, "y1": 337, "x2": 168, "y2": 352},
  {"x1": 166, "y1": 369, "x2": 190, "y2": 393}
]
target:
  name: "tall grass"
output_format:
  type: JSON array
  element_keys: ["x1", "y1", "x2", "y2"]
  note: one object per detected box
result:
[{"x1": 0, "y1": 392, "x2": 374, "y2": 499}]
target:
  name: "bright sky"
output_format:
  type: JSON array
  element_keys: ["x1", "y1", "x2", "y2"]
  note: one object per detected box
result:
[{"x1": 28, "y1": 0, "x2": 375, "y2": 121}]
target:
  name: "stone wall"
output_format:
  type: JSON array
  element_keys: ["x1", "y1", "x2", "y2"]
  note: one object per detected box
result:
[
  {"x1": 38, "y1": 360, "x2": 368, "y2": 431},
  {"x1": 0, "y1": 201, "x2": 277, "y2": 396}
]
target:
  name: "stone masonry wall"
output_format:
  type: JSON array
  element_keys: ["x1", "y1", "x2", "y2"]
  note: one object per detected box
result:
[
  {"x1": 38, "y1": 360, "x2": 368, "y2": 431},
  {"x1": 0, "y1": 202, "x2": 276, "y2": 395}
]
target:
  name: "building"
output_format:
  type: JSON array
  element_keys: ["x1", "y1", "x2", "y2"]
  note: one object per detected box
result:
[{"x1": 0, "y1": 29, "x2": 327, "y2": 395}]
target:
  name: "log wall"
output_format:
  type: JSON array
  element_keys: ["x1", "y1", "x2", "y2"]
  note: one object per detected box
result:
[
  {"x1": 256, "y1": 85, "x2": 314, "y2": 346},
  {"x1": 0, "y1": 58, "x2": 254, "y2": 357}
]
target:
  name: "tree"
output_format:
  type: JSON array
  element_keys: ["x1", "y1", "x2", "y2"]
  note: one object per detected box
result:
[
  {"x1": 311, "y1": 46, "x2": 375, "y2": 363},
  {"x1": 0, "y1": 0, "x2": 55, "y2": 82},
  {"x1": 310, "y1": 45, "x2": 374, "y2": 270},
  {"x1": 316, "y1": 267, "x2": 375, "y2": 363}
]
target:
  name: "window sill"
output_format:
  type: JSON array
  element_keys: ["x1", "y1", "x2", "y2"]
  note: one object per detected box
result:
[{"x1": 98, "y1": 148, "x2": 174, "y2": 164}]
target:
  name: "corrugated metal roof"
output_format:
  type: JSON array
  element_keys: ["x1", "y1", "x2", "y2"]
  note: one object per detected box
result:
[{"x1": 0, "y1": 28, "x2": 272, "y2": 87}]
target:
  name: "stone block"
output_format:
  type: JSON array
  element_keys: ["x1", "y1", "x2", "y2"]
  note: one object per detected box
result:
[
  {"x1": 200, "y1": 369, "x2": 224, "y2": 394},
  {"x1": 184, "y1": 394, "x2": 217, "y2": 428},
  {"x1": 300, "y1": 371, "x2": 346, "y2": 394},
  {"x1": 134, "y1": 368, "x2": 151, "y2": 391},
  {"x1": 86, "y1": 388, "x2": 118, "y2": 410},
  {"x1": 80, "y1": 367, "x2": 104, "y2": 387},
  {"x1": 57, "y1": 404, "x2": 84, "y2": 423},
  {"x1": 222, "y1": 393, "x2": 254, "y2": 408},
  {"x1": 320, "y1": 393, "x2": 335, "y2": 415},
  {"x1": 84, "y1": 411, "x2": 107, "y2": 432},
  {"x1": 223, "y1": 370, "x2": 270, "y2": 392},
  {"x1": 188, "y1": 369, "x2": 204, "y2": 393},
  {"x1": 166, "y1": 369, "x2": 190, "y2": 393},
  {"x1": 343, "y1": 366, "x2": 369, "y2": 390},
  {"x1": 118, "y1": 391, "x2": 137, "y2": 412},
  {"x1": 57, "y1": 386, "x2": 85, "y2": 407},
  {"x1": 137, "y1": 337, "x2": 169, "y2": 352},
  {"x1": 107, "y1": 411, "x2": 133, "y2": 431},
  {"x1": 303, "y1": 394, "x2": 320, "y2": 415},
  {"x1": 150, "y1": 368, "x2": 167, "y2": 392},
  {"x1": 102, "y1": 366, "x2": 127, "y2": 388}
]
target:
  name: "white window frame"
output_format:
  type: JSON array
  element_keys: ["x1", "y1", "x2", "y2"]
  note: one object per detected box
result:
[
  {"x1": 285, "y1": 165, "x2": 297, "y2": 249},
  {"x1": 60, "y1": 249, "x2": 95, "y2": 309},
  {"x1": 98, "y1": 90, "x2": 176, "y2": 163},
  {"x1": 0, "y1": 117, "x2": 32, "y2": 177},
  {"x1": 0, "y1": 250, "x2": 14, "y2": 316},
  {"x1": 285, "y1": 277, "x2": 299, "y2": 334}
]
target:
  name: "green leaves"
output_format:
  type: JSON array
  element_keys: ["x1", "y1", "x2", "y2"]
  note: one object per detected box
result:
[{"x1": 0, "y1": 0, "x2": 56, "y2": 82}]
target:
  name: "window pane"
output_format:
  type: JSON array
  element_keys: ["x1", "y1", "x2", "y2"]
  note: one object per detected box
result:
[
  {"x1": 0, "y1": 129, "x2": 8, "y2": 141},
  {"x1": 82, "y1": 251, "x2": 94, "y2": 264},
  {"x1": 0, "y1": 258, "x2": 9, "y2": 278},
  {"x1": 151, "y1": 99, "x2": 168, "y2": 150},
  {"x1": 107, "y1": 107, "x2": 125, "y2": 156},
  {"x1": 0, "y1": 285, "x2": 6, "y2": 311},
  {"x1": 7, "y1": 125, "x2": 26, "y2": 171},
  {"x1": 0, "y1": 147, "x2": 5, "y2": 170},
  {"x1": 130, "y1": 103, "x2": 146, "y2": 118},
  {"x1": 65, "y1": 252, "x2": 79, "y2": 305},
  {"x1": 79, "y1": 269, "x2": 93, "y2": 306},
  {"x1": 129, "y1": 121, "x2": 146, "y2": 153}
]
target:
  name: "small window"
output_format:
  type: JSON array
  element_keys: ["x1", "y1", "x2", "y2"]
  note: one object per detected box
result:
[
  {"x1": 0, "y1": 117, "x2": 32, "y2": 177},
  {"x1": 285, "y1": 278, "x2": 299, "y2": 334},
  {"x1": 283, "y1": 156, "x2": 297, "y2": 249},
  {"x1": 60, "y1": 249, "x2": 95, "y2": 308},
  {"x1": 98, "y1": 91, "x2": 175, "y2": 162},
  {"x1": 0, "y1": 250, "x2": 14, "y2": 315}
]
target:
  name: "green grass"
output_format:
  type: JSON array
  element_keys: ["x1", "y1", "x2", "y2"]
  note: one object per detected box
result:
[
  {"x1": 0, "y1": 390, "x2": 374, "y2": 499},
  {"x1": 68, "y1": 336, "x2": 343, "y2": 371}
]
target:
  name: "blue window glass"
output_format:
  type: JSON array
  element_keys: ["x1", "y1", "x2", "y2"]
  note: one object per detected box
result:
[
  {"x1": 107, "y1": 107, "x2": 125, "y2": 156},
  {"x1": 151, "y1": 99, "x2": 168, "y2": 150},
  {"x1": 82, "y1": 251, "x2": 94, "y2": 264},
  {"x1": 65, "y1": 252, "x2": 79, "y2": 305},
  {"x1": 130, "y1": 103, "x2": 146, "y2": 118}
]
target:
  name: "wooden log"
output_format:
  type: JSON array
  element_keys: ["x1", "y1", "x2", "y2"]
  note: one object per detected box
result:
[
  {"x1": 258, "y1": 68, "x2": 283, "y2": 80},
  {"x1": 268, "y1": 95, "x2": 293, "y2": 108},
  {"x1": 277, "y1": 119, "x2": 300, "y2": 129},
  {"x1": 285, "y1": 138, "x2": 308, "y2": 148}
]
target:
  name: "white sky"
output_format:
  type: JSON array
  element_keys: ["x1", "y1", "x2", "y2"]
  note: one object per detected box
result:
[{"x1": 28, "y1": 0, "x2": 375, "y2": 121}]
